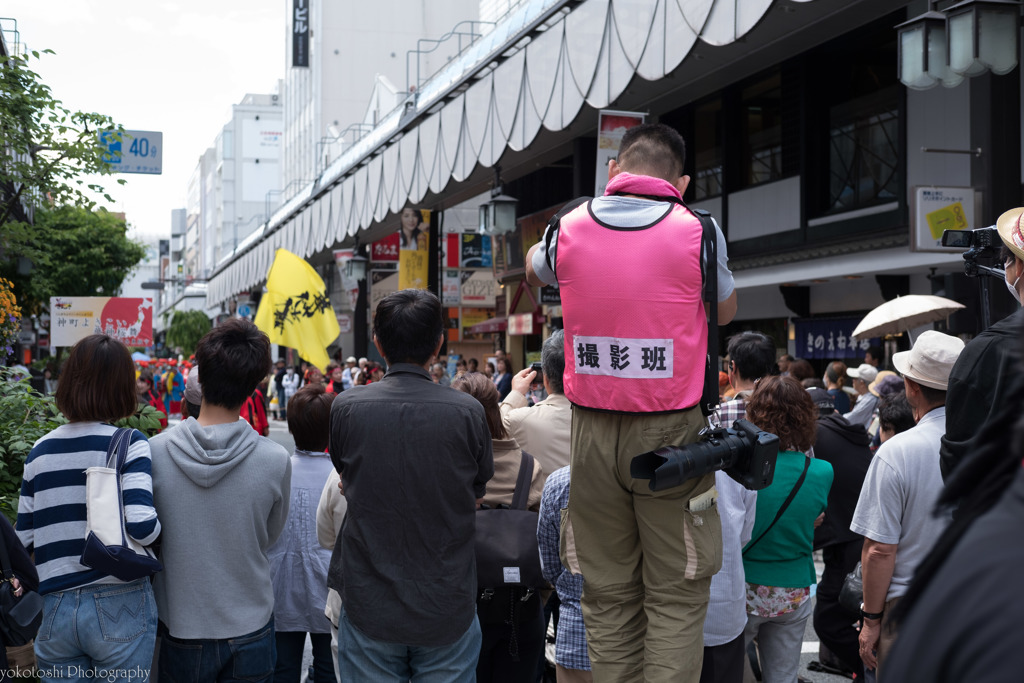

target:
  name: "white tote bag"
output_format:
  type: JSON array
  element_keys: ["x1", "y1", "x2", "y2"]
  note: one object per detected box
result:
[{"x1": 81, "y1": 428, "x2": 162, "y2": 580}]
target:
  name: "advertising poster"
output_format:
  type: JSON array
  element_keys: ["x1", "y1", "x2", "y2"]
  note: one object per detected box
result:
[
  {"x1": 371, "y1": 233, "x2": 400, "y2": 262},
  {"x1": 447, "y1": 307, "x2": 461, "y2": 342},
  {"x1": 332, "y1": 249, "x2": 360, "y2": 311},
  {"x1": 445, "y1": 234, "x2": 461, "y2": 268},
  {"x1": 595, "y1": 110, "x2": 646, "y2": 196},
  {"x1": 50, "y1": 297, "x2": 153, "y2": 348},
  {"x1": 912, "y1": 186, "x2": 978, "y2": 252},
  {"x1": 461, "y1": 307, "x2": 492, "y2": 338},
  {"x1": 443, "y1": 269, "x2": 461, "y2": 306},
  {"x1": 460, "y1": 270, "x2": 496, "y2": 306},
  {"x1": 369, "y1": 270, "x2": 400, "y2": 318},
  {"x1": 398, "y1": 208, "x2": 431, "y2": 290},
  {"x1": 460, "y1": 233, "x2": 492, "y2": 268}
]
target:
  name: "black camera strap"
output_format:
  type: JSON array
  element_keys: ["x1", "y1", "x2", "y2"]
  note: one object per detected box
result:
[
  {"x1": 742, "y1": 455, "x2": 810, "y2": 556},
  {"x1": 691, "y1": 208, "x2": 719, "y2": 417}
]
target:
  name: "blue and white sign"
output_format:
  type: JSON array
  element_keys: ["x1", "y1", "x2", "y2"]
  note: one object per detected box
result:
[
  {"x1": 793, "y1": 317, "x2": 881, "y2": 361},
  {"x1": 237, "y1": 304, "x2": 252, "y2": 318},
  {"x1": 100, "y1": 130, "x2": 163, "y2": 175}
]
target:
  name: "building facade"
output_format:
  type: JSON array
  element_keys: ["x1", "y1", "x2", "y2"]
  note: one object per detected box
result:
[{"x1": 209, "y1": 0, "x2": 1023, "y2": 368}]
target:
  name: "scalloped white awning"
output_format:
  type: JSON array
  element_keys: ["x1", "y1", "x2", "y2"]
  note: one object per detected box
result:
[{"x1": 208, "y1": 0, "x2": 803, "y2": 307}]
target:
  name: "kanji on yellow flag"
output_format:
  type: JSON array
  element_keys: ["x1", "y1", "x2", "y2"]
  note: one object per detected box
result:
[{"x1": 254, "y1": 249, "x2": 340, "y2": 370}]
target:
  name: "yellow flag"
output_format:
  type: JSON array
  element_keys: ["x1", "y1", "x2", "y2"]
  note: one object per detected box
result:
[{"x1": 254, "y1": 249, "x2": 340, "y2": 370}]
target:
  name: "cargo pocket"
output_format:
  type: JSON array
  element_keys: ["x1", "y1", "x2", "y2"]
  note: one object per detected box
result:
[
  {"x1": 681, "y1": 501, "x2": 723, "y2": 580},
  {"x1": 559, "y1": 507, "x2": 582, "y2": 576}
]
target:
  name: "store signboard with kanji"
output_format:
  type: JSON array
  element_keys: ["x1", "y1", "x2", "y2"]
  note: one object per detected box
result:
[
  {"x1": 793, "y1": 317, "x2": 881, "y2": 360},
  {"x1": 50, "y1": 297, "x2": 153, "y2": 347}
]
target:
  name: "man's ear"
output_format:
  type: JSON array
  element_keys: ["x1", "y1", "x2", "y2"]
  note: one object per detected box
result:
[
  {"x1": 373, "y1": 334, "x2": 387, "y2": 363},
  {"x1": 608, "y1": 158, "x2": 622, "y2": 181},
  {"x1": 675, "y1": 174, "x2": 691, "y2": 197}
]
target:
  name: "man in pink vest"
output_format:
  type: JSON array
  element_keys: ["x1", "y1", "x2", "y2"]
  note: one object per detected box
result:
[{"x1": 526, "y1": 123, "x2": 737, "y2": 683}]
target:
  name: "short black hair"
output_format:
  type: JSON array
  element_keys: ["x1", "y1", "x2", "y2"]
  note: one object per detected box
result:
[
  {"x1": 866, "y1": 346, "x2": 884, "y2": 363},
  {"x1": 616, "y1": 123, "x2": 686, "y2": 182},
  {"x1": 878, "y1": 390, "x2": 915, "y2": 436},
  {"x1": 195, "y1": 318, "x2": 272, "y2": 409},
  {"x1": 373, "y1": 289, "x2": 445, "y2": 366},
  {"x1": 541, "y1": 330, "x2": 566, "y2": 394},
  {"x1": 726, "y1": 331, "x2": 776, "y2": 382}
]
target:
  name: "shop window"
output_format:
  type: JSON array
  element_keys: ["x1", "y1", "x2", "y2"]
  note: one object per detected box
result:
[
  {"x1": 693, "y1": 99, "x2": 723, "y2": 200},
  {"x1": 740, "y1": 72, "x2": 783, "y2": 188},
  {"x1": 827, "y1": 88, "x2": 900, "y2": 212}
]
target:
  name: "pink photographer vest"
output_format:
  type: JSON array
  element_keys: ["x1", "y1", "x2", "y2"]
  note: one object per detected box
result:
[{"x1": 555, "y1": 193, "x2": 707, "y2": 413}]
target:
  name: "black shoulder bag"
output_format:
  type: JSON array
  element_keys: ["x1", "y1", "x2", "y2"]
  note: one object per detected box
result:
[{"x1": 0, "y1": 534, "x2": 43, "y2": 647}]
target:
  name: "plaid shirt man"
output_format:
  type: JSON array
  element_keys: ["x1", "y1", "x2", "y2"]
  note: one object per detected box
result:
[
  {"x1": 538, "y1": 466, "x2": 591, "y2": 673},
  {"x1": 714, "y1": 392, "x2": 751, "y2": 429}
]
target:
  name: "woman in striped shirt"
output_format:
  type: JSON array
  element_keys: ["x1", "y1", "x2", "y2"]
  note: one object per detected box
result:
[{"x1": 17, "y1": 335, "x2": 161, "y2": 680}]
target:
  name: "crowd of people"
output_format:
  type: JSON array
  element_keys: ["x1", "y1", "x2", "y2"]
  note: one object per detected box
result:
[{"x1": 5, "y1": 122, "x2": 1024, "y2": 683}]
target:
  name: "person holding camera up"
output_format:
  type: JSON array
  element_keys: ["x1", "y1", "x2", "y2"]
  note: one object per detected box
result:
[
  {"x1": 525, "y1": 122, "x2": 737, "y2": 683},
  {"x1": 940, "y1": 208, "x2": 1024, "y2": 479}
]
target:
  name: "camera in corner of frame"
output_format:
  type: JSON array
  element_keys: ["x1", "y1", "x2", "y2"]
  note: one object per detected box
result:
[
  {"x1": 630, "y1": 419, "x2": 780, "y2": 493},
  {"x1": 941, "y1": 226, "x2": 1004, "y2": 278}
]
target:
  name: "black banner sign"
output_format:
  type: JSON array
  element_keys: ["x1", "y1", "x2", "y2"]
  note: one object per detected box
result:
[{"x1": 293, "y1": 0, "x2": 310, "y2": 68}]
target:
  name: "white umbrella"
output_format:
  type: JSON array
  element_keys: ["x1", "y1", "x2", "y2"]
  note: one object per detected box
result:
[
  {"x1": 131, "y1": 351, "x2": 150, "y2": 362},
  {"x1": 852, "y1": 295, "x2": 966, "y2": 340}
]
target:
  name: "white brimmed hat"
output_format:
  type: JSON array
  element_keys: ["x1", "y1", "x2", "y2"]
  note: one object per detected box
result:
[
  {"x1": 846, "y1": 363, "x2": 879, "y2": 385},
  {"x1": 891, "y1": 330, "x2": 964, "y2": 391}
]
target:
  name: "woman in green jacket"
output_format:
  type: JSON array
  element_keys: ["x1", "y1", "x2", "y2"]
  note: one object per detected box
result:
[{"x1": 742, "y1": 376, "x2": 834, "y2": 683}]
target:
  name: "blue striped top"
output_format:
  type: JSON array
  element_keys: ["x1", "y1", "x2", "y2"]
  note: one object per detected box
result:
[{"x1": 17, "y1": 422, "x2": 161, "y2": 595}]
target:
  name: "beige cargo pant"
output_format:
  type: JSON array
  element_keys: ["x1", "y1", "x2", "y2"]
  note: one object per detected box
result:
[{"x1": 561, "y1": 405, "x2": 722, "y2": 683}]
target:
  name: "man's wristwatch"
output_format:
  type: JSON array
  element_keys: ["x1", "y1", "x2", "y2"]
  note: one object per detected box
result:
[{"x1": 860, "y1": 603, "x2": 884, "y2": 621}]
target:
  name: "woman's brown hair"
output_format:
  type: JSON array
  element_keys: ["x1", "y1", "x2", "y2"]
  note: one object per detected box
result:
[
  {"x1": 56, "y1": 334, "x2": 138, "y2": 422},
  {"x1": 450, "y1": 371, "x2": 507, "y2": 440},
  {"x1": 745, "y1": 375, "x2": 818, "y2": 452},
  {"x1": 286, "y1": 384, "x2": 334, "y2": 452}
]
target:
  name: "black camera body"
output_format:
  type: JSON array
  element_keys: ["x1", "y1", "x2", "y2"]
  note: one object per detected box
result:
[
  {"x1": 530, "y1": 361, "x2": 543, "y2": 374},
  {"x1": 631, "y1": 419, "x2": 779, "y2": 492},
  {"x1": 940, "y1": 225, "x2": 999, "y2": 252}
]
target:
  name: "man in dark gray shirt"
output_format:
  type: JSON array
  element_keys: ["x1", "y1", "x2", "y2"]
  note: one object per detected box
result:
[{"x1": 329, "y1": 289, "x2": 493, "y2": 680}]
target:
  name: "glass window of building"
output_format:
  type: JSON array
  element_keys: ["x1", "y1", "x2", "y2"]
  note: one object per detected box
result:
[
  {"x1": 740, "y1": 71, "x2": 783, "y2": 188},
  {"x1": 693, "y1": 98, "x2": 723, "y2": 200}
]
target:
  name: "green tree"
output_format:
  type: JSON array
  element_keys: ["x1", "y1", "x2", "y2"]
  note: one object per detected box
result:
[
  {"x1": 0, "y1": 367, "x2": 67, "y2": 522},
  {"x1": 0, "y1": 50, "x2": 125, "y2": 228},
  {"x1": 0, "y1": 206, "x2": 146, "y2": 315},
  {"x1": 166, "y1": 310, "x2": 212, "y2": 357}
]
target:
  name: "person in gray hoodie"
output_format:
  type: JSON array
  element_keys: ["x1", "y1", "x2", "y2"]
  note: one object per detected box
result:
[{"x1": 150, "y1": 318, "x2": 291, "y2": 682}]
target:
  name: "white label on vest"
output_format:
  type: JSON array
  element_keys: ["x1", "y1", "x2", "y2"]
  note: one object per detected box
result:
[
  {"x1": 572, "y1": 336, "x2": 674, "y2": 379},
  {"x1": 503, "y1": 567, "x2": 521, "y2": 583}
]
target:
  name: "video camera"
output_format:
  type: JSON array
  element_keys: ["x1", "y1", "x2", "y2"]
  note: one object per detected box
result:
[
  {"x1": 631, "y1": 418, "x2": 779, "y2": 492},
  {"x1": 941, "y1": 226, "x2": 1004, "y2": 280}
]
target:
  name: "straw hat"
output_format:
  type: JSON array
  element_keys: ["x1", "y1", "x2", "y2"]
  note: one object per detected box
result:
[{"x1": 997, "y1": 207, "x2": 1024, "y2": 262}]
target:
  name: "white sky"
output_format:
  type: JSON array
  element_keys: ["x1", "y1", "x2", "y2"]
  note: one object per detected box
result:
[{"x1": 6, "y1": 1, "x2": 283, "y2": 244}]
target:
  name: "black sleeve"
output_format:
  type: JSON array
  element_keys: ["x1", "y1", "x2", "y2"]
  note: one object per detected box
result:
[{"x1": 0, "y1": 516, "x2": 38, "y2": 592}]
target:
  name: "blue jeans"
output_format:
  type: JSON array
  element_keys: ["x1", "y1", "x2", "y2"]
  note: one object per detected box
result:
[
  {"x1": 338, "y1": 606, "x2": 480, "y2": 682},
  {"x1": 35, "y1": 578, "x2": 157, "y2": 682},
  {"x1": 159, "y1": 618, "x2": 276, "y2": 683}
]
